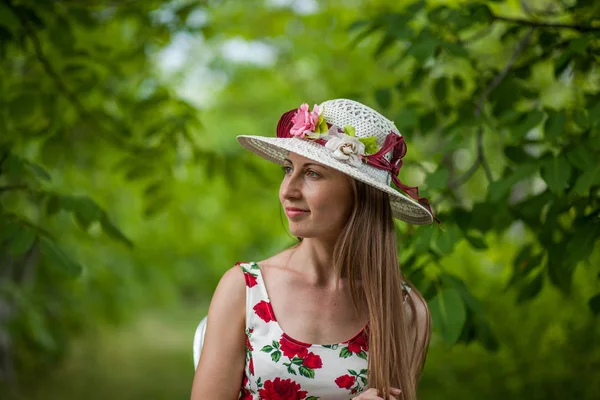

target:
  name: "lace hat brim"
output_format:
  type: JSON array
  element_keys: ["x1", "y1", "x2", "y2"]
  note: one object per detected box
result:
[{"x1": 236, "y1": 134, "x2": 433, "y2": 225}]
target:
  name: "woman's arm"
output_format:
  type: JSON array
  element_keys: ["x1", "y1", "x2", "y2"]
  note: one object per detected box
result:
[{"x1": 190, "y1": 266, "x2": 246, "y2": 400}]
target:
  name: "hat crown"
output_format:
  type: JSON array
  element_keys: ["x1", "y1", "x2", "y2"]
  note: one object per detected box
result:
[{"x1": 319, "y1": 99, "x2": 400, "y2": 161}]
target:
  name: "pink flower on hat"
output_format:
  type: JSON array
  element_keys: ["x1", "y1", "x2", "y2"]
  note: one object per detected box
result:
[{"x1": 290, "y1": 103, "x2": 322, "y2": 138}]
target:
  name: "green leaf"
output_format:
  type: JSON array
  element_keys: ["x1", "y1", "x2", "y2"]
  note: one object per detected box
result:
[
  {"x1": 425, "y1": 167, "x2": 448, "y2": 190},
  {"x1": 0, "y1": 219, "x2": 20, "y2": 244},
  {"x1": 357, "y1": 350, "x2": 368, "y2": 360},
  {"x1": 540, "y1": 155, "x2": 572, "y2": 195},
  {"x1": 306, "y1": 397, "x2": 320, "y2": 400},
  {"x1": 504, "y1": 146, "x2": 532, "y2": 163},
  {"x1": 298, "y1": 366, "x2": 315, "y2": 379},
  {"x1": 394, "y1": 108, "x2": 418, "y2": 132},
  {"x1": 544, "y1": 111, "x2": 566, "y2": 140},
  {"x1": 554, "y1": 50, "x2": 571, "y2": 77},
  {"x1": 572, "y1": 109, "x2": 589, "y2": 130},
  {"x1": 464, "y1": 232, "x2": 488, "y2": 250},
  {"x1": 547, "y1": 244, "x2": 573, "y2": 294},
  {"x1": 407, "y1": 39, "x2": 438, "y2": 64},
  {"x1": 126, "y1": 165, "x2": 154, "y2": 181},
  {"x1": 271, "y1": 350, "x2": 281, "y2": 362},
  {"x1": 439, "y1": 274, "x2": 484, "y2": 314},
  {"x1": 566, "y1": 145, "x2": 596, "y2": 171},
  {"x1": 68, "y1": 196, "x2": 103, "y2": 230},
  {"x1": 435, "y1": 224, "x2": 461, "y2": 255},
  {"x1": 589, "y1": 293, "x2": 600, "y2": 316},
  {"x1": 374, "y1": 88, "x2": 391, "y2": 109},
  {"x1": 419, "y1": 111, "x2": 437, "y2": 133},
  {"x1": 452, "y1": 76, "x2": 465, "y2": 90},
  {"x1": 569, "y1": 35, "x2": 591, "y2": 56},
  {"x1": 487, "y1": 164, "x2": 537, "y2": 202},
  {"x1": 358, "y1": 136, "x2": 378, "y2": 154},
  {"x1": 260, "y1": 345, "x2": 274, "y2": 353},
  {"x1": 565, "y1": 216, "x2": 600, "y2": 267},
  {"x1": 9, "y1": 93, "x2": 38, "y2": 123},
  {"x1": 507, "y1": 245, "x2": 543, "y2": 288},
  {"x1": 469, "y1": 3, "x2": 493, "y2": 23},
  {"x1": 428, "y1": 288, "x2": 467, "y2": 345},
  {"x1": 291, "y1": 356, "x2": 303, "y2": 366},
  {"x1": 433, "y1": 78, "x2": 448, "y2": 103},
  {"x1": 339, "y1": 347, "x2": 352, "y2": 358},
  {"x1": 348, "y1": 369, "x2": 357, "y2": 375},
  {"x1": 144, "y1": 196, "x2": 172, "y2": 217},
  {"x1": 588, "y1": 100, "x2": 600, "y2": 126},
  {"x1": 442, "y1": 42, "x2": 469, "y2": 58},
  {"x1": 517, "y1": 273, "x2": 544, "y2": 303},
  {"x1": 9, "y1": 224, "x2": 36, "y2": 256},
  {"x1": 27, "y1": 161, "x2": 51, "y2": 181},
  {"x1": 100, "y1": 214, "x2": 133, "y2": 248},
  {"x1": 343, "y1": 125, "x2": 356, "y2": 137},
  {"x1": 39, "y1": 236, "x2": 82, "y2": 277},
  {"x1": 511, "y1": 111, "x2": 545, "y2": 140},
  {"x1": 573, "y1": 165, "x2": 600, "y2": 195}
]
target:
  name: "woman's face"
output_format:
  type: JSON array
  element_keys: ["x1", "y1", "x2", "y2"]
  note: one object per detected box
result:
[{"x1": 279, "y1": 152, "x2": 354, "y2": 241}]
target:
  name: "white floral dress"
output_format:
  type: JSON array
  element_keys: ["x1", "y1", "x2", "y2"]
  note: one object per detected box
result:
[{"x1": 237, "y1": 261, "x2": 377, "y2": 400}]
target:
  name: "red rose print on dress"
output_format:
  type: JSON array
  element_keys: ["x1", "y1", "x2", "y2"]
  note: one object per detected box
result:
[
  {"x1": 339, "y1": 331, "x2": 368, "y2": 360},
  {"x1": 258, "y1": 377, "x2": 308, "y2": 400},
  {"x1": 335, "y1": 374, "x2": 355, "y2": 389},
  {"x1": 239, "y1": 388, "x2": 253, "y2": 400},
  {"x1": 335, "y1": 369, "x2": 368, "y2": 395},
  {"x1": 240, "y1": 262, "x2": 259, "y2": 287},
  {"x1": 254, "y1": 300, "x2": 276, "y2": 323},
  {"x1": 280, "y1": 337, "x2": 310, "y2": 358},
  {"x1": 302, "y1": 352, "x2": 323, "y2": 369},
  {"x1": 244, "y1": 271, "x2": 258, "y2": 287},
  {"x1": 347, "y1": 332, "x2": 368, "y2": 354},
  {"x1": 261, "y1": 337, "x2": 323, "y2": 379}
]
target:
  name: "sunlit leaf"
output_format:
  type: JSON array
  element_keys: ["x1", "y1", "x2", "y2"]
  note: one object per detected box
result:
[
  {"x1": 540, "y1": 155, "x2": 571, "y2": 195},
  {"x1": 39, "y1": 236, "x2": 82, "y2": 277},
  {"x1": 429, "y1": 288, "x2": 467, "y2": 345}
]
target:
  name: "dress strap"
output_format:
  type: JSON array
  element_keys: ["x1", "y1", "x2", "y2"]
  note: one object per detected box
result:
[{"x1": 237, "y1": 261, "x2": 272, "y2": 329}]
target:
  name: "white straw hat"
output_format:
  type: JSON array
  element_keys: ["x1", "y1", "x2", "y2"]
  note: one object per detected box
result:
[{"x1": 236, "y1": 98, "x2": 437, "y2": 225}]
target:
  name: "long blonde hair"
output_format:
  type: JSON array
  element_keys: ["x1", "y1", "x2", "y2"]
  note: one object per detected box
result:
[{"x1": 334, "y1": 179, "x2": 431, "y2": 399}]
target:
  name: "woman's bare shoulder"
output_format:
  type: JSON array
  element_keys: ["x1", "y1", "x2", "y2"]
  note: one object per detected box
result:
[{"x1": 255, "y1": 246, "x2": 298, "y2": 270}]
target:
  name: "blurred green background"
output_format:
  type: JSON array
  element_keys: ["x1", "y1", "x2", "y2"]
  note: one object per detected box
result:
[{"x1": 1, "y1": 0, "x2": 599, "y2": 399}]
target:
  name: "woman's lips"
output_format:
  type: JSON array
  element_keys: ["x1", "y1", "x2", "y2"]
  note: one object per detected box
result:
[{"x1": 285, "y1": 208, "x2": 309, "y2": 218}]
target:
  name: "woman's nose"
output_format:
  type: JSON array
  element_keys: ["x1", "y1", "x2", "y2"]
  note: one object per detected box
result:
[{"x1": 281, "y1": 173, "x2": 302, "y2": 199}]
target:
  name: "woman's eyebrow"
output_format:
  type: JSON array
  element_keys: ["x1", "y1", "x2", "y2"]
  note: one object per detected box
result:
[{"x1": 283, "y1": 158, "x2": 328, "y2": 169}]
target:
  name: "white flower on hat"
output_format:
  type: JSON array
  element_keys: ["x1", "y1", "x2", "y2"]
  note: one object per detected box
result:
[{"x1": 325, "y1": 126, "x2": 366, "y2": 168}]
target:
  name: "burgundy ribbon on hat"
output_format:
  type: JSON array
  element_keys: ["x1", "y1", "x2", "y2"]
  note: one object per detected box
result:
[
  {"x1": 277, "y1": 109, "x2": 439, "y2": 223},
  {"x1": 362, "y1": 132, "x2": 439, "y2": 224}
]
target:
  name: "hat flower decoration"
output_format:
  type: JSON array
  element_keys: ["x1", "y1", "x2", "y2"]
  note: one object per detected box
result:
[{"x1": 236, "y1": 98, "x2": 439, "y2": 225}]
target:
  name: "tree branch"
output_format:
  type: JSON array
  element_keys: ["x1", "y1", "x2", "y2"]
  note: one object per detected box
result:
[
  {"x1": 3, "y1": 0, "x2": 158, "y2": 156},
  {"x1": 476, "y1": 28, "x2": 535, "y2": 117},
  {"x1": 4, "y1": 0, "x2": 88, "y2": 116},
  {"x1": 450, "y1": 29, "x2": 536, "y2": 189},
  {"x1": 493, "y1": 15, "x2": 600, "y2": 32}
]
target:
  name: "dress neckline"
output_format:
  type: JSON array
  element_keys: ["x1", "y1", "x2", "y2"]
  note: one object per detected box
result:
[{"x1": 250, "y1": 261, "x2": 369, "y2": 348}]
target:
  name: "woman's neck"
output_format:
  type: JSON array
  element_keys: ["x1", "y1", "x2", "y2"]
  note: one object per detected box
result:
[{"x1": 286, "y1": 238, "x2": 341, "y2": 287}]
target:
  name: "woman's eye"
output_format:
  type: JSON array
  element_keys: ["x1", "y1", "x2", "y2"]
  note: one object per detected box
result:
[
  {"x1": 307, "y1": 170, "x2": 320, "y2": 178},
  {"x1": 282, "y1": 166, "x2": 292, "y2": 174}
]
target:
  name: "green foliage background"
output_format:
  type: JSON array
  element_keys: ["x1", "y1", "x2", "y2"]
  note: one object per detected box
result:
[{"x1": 1, "y1": 0, "x2": 599, "y2": 398}]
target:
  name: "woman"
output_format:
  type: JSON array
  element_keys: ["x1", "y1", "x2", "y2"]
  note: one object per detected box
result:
[{"x1": 191, "y1": 99, "x2": 438, "y2": 400}]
